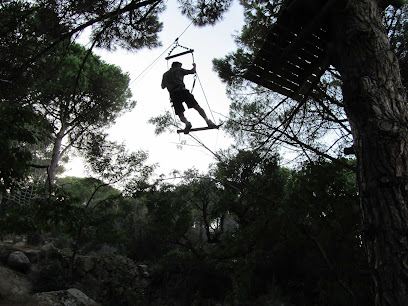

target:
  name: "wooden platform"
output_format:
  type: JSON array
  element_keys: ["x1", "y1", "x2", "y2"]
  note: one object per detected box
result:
[
  {"x1": 245, "y1": 0, "x2": 336, "y2": 102},
  {"x1": 177, "y1": 125, "x2": 221, "y2": 134}
]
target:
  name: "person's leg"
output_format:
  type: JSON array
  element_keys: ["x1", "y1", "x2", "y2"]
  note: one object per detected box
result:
[
  {"x1": 178, "y1": 112, "x2": 188, "y2": 124},
  {"x1": 193, "y1": 104, "x2": 208, "y2": 120},
  {"x1": 183, "y1": 91, "x2": 216, "y2": 127},
  {"x1": 172, "y1": 95, "x2": 191, "y2": 129},
  {"x1": 193, "y1": 104, "x2": 216, "y2": 127},
  {"x1": 177, "y1": 112, "x2": 192, "y2": 130}
]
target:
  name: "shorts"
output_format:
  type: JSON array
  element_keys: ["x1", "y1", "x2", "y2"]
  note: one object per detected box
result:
[{"x1": 170, "y1": 89, "x2": 198, "y2": 115}]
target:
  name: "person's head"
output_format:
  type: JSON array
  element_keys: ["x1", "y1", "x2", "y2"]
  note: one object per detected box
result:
[{"x1": 172, "y1": 61, "x2": 182, "y2": 68}]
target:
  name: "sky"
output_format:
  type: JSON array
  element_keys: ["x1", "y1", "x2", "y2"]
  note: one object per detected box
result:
[{"x1": 64, "y1": 0, "x2": 245, "y2": 179}]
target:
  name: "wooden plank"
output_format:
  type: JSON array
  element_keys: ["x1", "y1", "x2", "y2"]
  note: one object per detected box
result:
[
  {"x1": 294, "y1": 56, "x2": 330, "y2": 99},
  {"x1": 260, "y1": 58, "x2": 311, "y2": 86},
  {"x1": 298, "y1": 40, "x2": 327, "y2": 57},
  {"x1": 243, "y1": 0, "x2": 336, "y2": 101},
  {"x1": 246, "y1": 56, "x2": 329, "y2": 103},
  {"x1": 255, "y1": 50, "x2": 306, "y2": 74},
  {"x1": 292, "y1": 46, "x2": 322, "y2": 63},
  {"x1": 176, "y1": 125, "x2": 222, "y2": 134},
  {"x1": 257, "y1": 47, "x2": 319, "y2": 76},
  {"x1": 248, "y1": 65, "x2": 300, "y2": 91},
  {"x1": 307, "y1": 30, "x2": 330, "y2": 48},
  {"x1": 267, "y1": 24, "x2": 297, "y2": 47},
  {"x1": 256, "y1": 48, "x2": 312, "y2": 73},
  {"x1": 245, "y1": 72, "x2": 298, "y2": 98},
  {"x1": 165, "y1": 49, "x2": 194, "y2": 60},
  {"x1": 252, "y1": 46, "x2": 328, "y2": 87},
  {"x1": 261, "y1": 39, "x2": 326, "y2": 68},
  {"x1": 273, "y1": 0, "x2": 336, "y2": 60},
  {"x1": 262, "y1": 34, "x2": 328, "y2": 60}
]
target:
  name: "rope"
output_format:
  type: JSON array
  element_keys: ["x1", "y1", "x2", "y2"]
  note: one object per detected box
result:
[
  {"x1": 195, "y1": 72, "x2": 216, "y2": 123},
  {"x1": 190, "y1": 53, "x2": 197, "y2": 93}
]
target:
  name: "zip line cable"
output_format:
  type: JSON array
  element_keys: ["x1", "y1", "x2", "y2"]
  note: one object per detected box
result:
[
  {"x1": 130, "y1": 44, "x2": 171, "y2": 87},
  {"x1": 177, "y1": 20, "x2": 195, "y2": 42}
]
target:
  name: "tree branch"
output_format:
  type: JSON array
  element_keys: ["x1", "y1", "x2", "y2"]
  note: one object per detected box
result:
[{"x1": 14, "y1": 0, "x2": 163, "y2": 79}]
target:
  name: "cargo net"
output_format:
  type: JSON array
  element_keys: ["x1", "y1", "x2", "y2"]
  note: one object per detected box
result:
[{"x1": 3, "y1": 141, "x2": 51, "y2": 206}]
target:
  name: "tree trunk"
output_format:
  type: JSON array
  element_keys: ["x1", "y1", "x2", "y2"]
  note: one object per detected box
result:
[
  {"x1": 330, "y1": 0, "x2": 408, "y2": 304},
  {"x1": 48, "y1": 130, "x2": 64, "y2": 188}
]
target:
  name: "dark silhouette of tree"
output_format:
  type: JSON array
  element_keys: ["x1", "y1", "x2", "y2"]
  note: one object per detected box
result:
[
  {"x1": 182, "y1": 0, "x2": 408, "y2": 304},
  {"x1": 1, "y1": 0, "x2": 163, "y2": 188},
  {"x1": 33, "y1": 43, "x2": 134, "y2": 186}
]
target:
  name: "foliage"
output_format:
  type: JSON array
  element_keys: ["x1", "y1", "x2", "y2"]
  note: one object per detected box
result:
[
  {"x1": 0, "y1": 1, "x2": 68, "y2": 101},
  {"x1": 177, "y1": 0, "x2": 234, "y2": 26},
  {"x1": 143, "y1": 183, "x2": 194, "y2": 250},
  {"x1": 149, "y1": 249, "x2": 232, "y2": 305},
  {"x1": 0, "y1": 0, "x2": 164, "y2": 100},
  {"x1": 3, "y1": 1, "x2": 403, "y2": 304},
  {"x1": 0, "y1": 147, "x2": 372, "y2": 304},
  {"x1": 32, "y1": 42, "x2": 136, "y2": 185},
  {"x1": 1, "y1": 0, "x2": 164, "y2": 188},
  {"x1": 34, "y1": 43, "x2": 135, "y2": 129},
  {"x1": 57, "y1": 177, "x2": 121, "y2": 205},
  {"x1": 0, "y1": 102, "x2": 51, "y2": 194},
  {"x1": 32, "y1": 259, "x2": 71, "y2": 293},
  {"x1": 212, "y1": 1, "x2": 408, "y2": 166},
  {"x1": 1, "y1": 180, "x2": 127, "y2": 254},
  {"x1": 148, "y1": 111, "x2": 176, "y2": 135},
  {"x1": 139, "y1": 151, "x2": 371, "y2": 305},
  {"x1": 82, "y1": 133, "x2": 155, "y2": 189},
  {"x1": 385, "y1": 4, "x2": 408, "y2": 90},
  {"x1": 99, "y1": 255, "x2": 148, "y2": 305}
]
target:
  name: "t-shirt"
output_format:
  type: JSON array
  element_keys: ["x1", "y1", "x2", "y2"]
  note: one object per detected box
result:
[{"x1": 161, "y1": 68, "x2": 192, "y2": 93}]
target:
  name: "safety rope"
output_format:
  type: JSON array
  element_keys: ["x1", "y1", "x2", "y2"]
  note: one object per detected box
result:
[
  {"x1": 191, "y1": 52, "x2": 197, "y2": 93},
  {"x1": 195, "y1": 72, "x2": 216, "y2": 123}
]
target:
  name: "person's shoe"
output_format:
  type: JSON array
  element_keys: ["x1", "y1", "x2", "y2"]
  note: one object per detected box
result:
[
  {"x1": 206, "y1": 119, "x2": 217, "y2": 128},
  {"x1": 184, "y1": 122, "x2": 192, "y2": 134}
]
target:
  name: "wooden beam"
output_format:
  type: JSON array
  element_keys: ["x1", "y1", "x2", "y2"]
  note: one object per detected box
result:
[
  {"x1": 165, "y1": 49, "x2": 194, "y2": 60},
  {"x1": 176, "y1": 125, "x2": 222, "y2": 134}
]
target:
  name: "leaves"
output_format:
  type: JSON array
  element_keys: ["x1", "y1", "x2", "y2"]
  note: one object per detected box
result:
[
  {"x1": 148, "y1": 111, "x2": 175, "y2": 135},
  {"x1": 136, "y1": 151, "x2": 370, "y2": 304},
  {"x1": 81, "y1": 132, "x2": 155, "y2": 190},
  {"x1": 178, "y1": 0, "x2": 233, "y2": 26},
  {"x1": 0, "y1": 101, "x2": 51, "y2": 193}
]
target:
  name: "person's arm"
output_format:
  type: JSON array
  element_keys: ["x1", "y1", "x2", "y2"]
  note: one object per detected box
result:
[{"x1": 185, "y1": 63, "x2": 196, "y2": 74}]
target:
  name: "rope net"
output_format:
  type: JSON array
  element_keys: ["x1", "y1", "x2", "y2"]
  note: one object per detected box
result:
[{"x1": 3, "y1": 141, "x2": 51, "y2": 206}]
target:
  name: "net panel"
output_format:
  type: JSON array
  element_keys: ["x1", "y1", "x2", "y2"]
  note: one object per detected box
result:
[{"x1": 3, "y1": 141, "x2": 51, "y2": 206}]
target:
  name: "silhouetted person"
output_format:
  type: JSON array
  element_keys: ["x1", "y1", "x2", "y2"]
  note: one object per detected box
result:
[{"x1": 162, "y1": 61, "x2": 216, "y2": 131}]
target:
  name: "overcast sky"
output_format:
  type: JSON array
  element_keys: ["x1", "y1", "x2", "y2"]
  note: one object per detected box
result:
[{"x1": 64, "y1": 0, "x2": 244, "y2": 179}]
